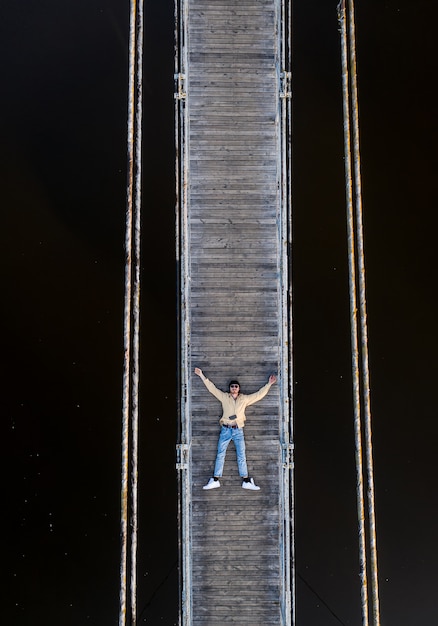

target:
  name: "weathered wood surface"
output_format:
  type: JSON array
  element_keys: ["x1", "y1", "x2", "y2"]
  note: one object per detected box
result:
[{"x1": 185, "y1": 1, "x2": 284, "y2": 624}]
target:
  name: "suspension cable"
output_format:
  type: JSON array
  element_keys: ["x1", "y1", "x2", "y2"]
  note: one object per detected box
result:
[
  {"x1": 119, "y1": 1, "x2": 144, "y2": 625},
  {"x1": 281, "y1": 0, "x2": 295, "y2": 623},
  {"x1": 338, "y1": 2, "x2": 381, "y2": 625},
  {"x1": 338, "y1": 2, "x2": 368, "y2": 622},
  {"x1": 346, "y1": 2, "x2": 381, "y2": 625}
]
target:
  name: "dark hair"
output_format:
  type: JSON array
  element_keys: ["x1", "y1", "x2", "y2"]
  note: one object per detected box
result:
[{"x1": 229, "y1": 380, "x2": 240, "y2": 388}]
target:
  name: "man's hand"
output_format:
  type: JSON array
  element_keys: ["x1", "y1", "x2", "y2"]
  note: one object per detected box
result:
[
  {"x1": 269, "y1": 374, "x2": 277, "y2": 385},
  {"x1": 194, "y1": 367, "x2": 204, "y2": 378}
]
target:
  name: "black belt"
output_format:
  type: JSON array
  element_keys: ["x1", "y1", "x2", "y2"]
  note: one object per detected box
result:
[{"x1": 224, "y1": 423, "x2": 238, "y2": 429}]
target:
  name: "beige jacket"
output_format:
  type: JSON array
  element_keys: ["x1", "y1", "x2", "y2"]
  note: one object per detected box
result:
[{"x1": 202, "y1": 378, "x2": 273, "y2": 428}]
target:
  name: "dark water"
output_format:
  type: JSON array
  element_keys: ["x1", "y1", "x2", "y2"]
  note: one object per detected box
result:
[{"x1": 3, "y1": 1, "x2": 437, "y2": 624}]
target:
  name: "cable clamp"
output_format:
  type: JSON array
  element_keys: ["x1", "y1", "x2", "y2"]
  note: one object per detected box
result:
[
  {"x1": 280, "y1": 71, "x2": 292, "y2": 99},
  {"x1": 176, "y1": 443, "x2": 190, "y2": 470},
  {"x1": 282, "y1": 442, "x2": 294, "y2": 469},
  {"x1": 174, "y1": 73, "x2": 187, "y2": 100}
]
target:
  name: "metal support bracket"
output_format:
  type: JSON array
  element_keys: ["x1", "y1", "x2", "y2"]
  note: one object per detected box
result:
[
  {"x1": 174, "y1": 73, "x2": 187, "y2": 100},
  {"x1": 176, "y1": 443, "x2": 190, "y2": 470},
  {"x1": 280, "y1": 71, "x2": 292, "y2": 99},
  {"x1": 282, "y1": 443, "x2": 294, "y2": 469}
]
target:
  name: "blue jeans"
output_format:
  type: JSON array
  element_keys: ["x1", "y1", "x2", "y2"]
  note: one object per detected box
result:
[{"x1": 213, "y1": 426, "x2": 248, "y2": 478}]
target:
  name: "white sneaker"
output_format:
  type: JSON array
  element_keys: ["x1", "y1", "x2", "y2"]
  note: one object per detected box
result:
[
  {"x1": 203, "y1": 478, "x2": 220, "y2": 490},
  {"x1": 242, "y1": 478, "x2": 260, "y2": 491}
]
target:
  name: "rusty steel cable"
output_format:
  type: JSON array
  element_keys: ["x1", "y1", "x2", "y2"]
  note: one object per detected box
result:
[
  {"x1": 119, "y1": 1, "x2": 144, "y2": 625},
  {"x1": 338, "y1": 2, "x2": 381, "y2": 626},
  {"x1": 345, "y1": 3, "x2": 381, "y2": 624}
]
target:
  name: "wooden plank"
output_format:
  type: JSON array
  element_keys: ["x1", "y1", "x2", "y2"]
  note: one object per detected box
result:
[{"x1": 184, "y1": 1, "x2": 284, "y2": 624}]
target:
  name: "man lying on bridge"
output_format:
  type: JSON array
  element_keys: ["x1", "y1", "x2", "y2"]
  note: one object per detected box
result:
[{"x1": 194, "y1": 367, "x2": 277, "y2": 491}]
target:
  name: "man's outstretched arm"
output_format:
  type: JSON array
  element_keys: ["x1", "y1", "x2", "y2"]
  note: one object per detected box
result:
[
  {"x1": 194, "y1": 367, "x2": 225, "y2": 401},
  {"x1": 245, "y1": 373, "x2": 278, "y2": 405}
]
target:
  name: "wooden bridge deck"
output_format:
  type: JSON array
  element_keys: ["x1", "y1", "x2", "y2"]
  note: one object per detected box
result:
[{"x1": 176, "y1": 1, "x2": 293, "y2": 625}]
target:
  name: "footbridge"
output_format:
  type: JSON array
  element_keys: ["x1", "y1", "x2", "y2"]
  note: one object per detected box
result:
[{"x1": 175, "y1": 1, "x2": 293, "y2": 624}]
